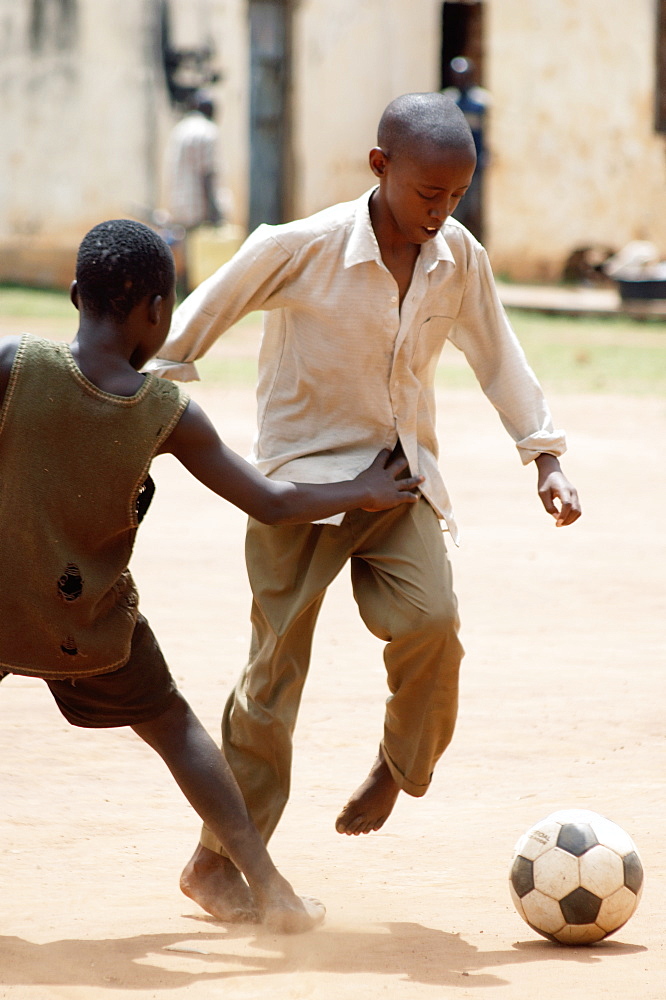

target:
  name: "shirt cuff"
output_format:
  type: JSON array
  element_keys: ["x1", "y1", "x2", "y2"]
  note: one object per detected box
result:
[
  {"x1": 515, "y1": 430, "x2": 567, "y2": 464},
  {"x1": 143, "y1": 358, "x2": 201, "y2": 382}
]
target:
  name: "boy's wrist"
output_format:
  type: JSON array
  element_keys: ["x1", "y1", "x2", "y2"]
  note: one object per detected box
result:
[{"x1": 535, "y1": 452, "x2": 561, "y2": 472}]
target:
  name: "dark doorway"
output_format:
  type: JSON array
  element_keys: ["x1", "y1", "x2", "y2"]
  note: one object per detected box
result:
[
  {"x1": 248, "y1": 0, "x2": 293, "y2": 232},
  {"x1": 440, "y1": 1, "x2": 487, "y2": 242},
  {"x1": 440, "y1": 1, "x2": 485, "y2": 89},
  {"x1": 657, "y1": 0, "x2": 666, "y2": 131}
]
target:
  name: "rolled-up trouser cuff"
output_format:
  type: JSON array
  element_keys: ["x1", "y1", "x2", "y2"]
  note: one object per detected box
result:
[
  {"x1": 381, "y1": 741, "x2": 431, "y2": 798},
  {"x1": 199, "y1": 824, "x2": 226, "y2": 856}
]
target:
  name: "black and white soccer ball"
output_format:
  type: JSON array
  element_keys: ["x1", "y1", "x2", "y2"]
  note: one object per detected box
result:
[{"x1": 509, "y1": 809, "x2": 644, "y2": 944}]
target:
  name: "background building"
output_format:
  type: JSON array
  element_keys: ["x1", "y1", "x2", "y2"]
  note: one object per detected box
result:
[{"x1": 1, "y1": 0, "x2": 665, "y2": 285}]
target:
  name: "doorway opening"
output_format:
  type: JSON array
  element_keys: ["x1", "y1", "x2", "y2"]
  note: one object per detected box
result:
[
  {"x1": 440, "y1": 1, "x2": 487, "y2": 241},
  {"x1": 248, "y1": 0, "x2": 294, "y2": 231}
]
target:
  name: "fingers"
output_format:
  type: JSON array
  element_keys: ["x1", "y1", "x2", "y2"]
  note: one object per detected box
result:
[
  {"x1": 541, "y1": 486, "x2": 582, "y2": 526},
  {"x1": 555, "y1": 497, "x2": 582, "y2": 527},
  {"x1": 385, "y1": 454, "x2": 410, "y2": 475},
  {"x1": 397, "y1": 475, "x2": 424, "y2": 491},
  {"x1": 396, "y1": 491, "x2": 420, "y2": 504}
]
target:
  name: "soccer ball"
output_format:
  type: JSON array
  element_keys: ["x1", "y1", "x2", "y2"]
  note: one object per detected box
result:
[{"x1": 509, "y1": 809, "x2": 644, "y2": 944}]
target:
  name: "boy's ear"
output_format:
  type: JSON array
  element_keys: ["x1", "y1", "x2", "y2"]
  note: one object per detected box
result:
[
  {"x1": 70, "y1": 280, "x2": 79, "y2": 310},
  {"x1": 369, "y1": 146, "x2": 389, "y2": 179},
  {"x1": 148, "y1": 294, "x2": 163, "y2": 326}
]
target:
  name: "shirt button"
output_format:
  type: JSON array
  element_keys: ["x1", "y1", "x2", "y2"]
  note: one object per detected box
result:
[{"x1": 390, "y1": 295, "x2": 398, "y2": 303}]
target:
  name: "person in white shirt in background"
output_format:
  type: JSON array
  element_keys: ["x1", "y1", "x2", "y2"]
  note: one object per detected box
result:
[
  {"x1": 165, "y1": 89, "x2": 223, "y2": 297},
  {"x1": 148, "y1": 91, "x2": 581, "y2": 925}
]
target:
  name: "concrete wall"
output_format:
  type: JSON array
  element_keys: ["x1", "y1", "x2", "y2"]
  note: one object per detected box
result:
[
  {"x1": 486, "y1": 0, "x2": 666, "y2": 279},
  {"x1": 0, "y1": 0, "x2": 170, "y2": 285},
  {"x1": 1, "y1": 0, "x2": 665, "y2": 286},
  {"x1": 0, "y1": 1, "x2": 163, "y2": 239},
  {"x1": 292, "y1": 0, "x2": 441, "y2": 216}
]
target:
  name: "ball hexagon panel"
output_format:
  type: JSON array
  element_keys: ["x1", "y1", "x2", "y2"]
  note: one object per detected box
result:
[
  {"x1": 596, "y1": 886, "x2": 640, "y2": 933},
  {"x1": 579, "y1": 844, "x2": 625, "y2": 897},
  {"x1": 587, "y1": 815, "x2": 637, "y2": 856},
  {"x1": 521, "y1": 889, "x2": 566, "y2": 936},
  {"x1": 553, "y1": 922, "x2": 607, "y2": 945},
  {"x1": 513, "y1": 820, "x2": 561, "y2": 861},
  {"x1": 533, "y1": 846, "x2": 579, "y2": 899},
  {"x1": 509, "y1": 883, "x2": 527, "y2": 922}
]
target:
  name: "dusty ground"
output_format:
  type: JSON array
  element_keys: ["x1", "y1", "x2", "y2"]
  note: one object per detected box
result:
[{"x1": 1, "y1": 343, "x2": 664, "y2": 999}]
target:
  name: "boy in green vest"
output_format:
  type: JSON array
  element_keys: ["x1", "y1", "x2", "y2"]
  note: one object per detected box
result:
[{"x1": 0, "y1": 218, "x2": 422, "y2": 932}]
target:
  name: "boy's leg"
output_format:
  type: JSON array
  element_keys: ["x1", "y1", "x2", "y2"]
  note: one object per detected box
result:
[
  {"x1": 337, "y1": 499, "x2": 464, "y2": 834},
  {"x1": 182, "y1": 517, "x2": 354, "y2": 902},
  {"x1": 204, "y1": 517, "x2": 355, "y2": 850},
  {"x1": 133, "y1": 691, "x2": 325, "y2": 932}
]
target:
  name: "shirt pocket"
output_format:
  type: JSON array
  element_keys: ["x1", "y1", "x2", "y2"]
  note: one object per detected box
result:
[{"x1": 409, "y1": 315, "x2": 455, "y2": 383}]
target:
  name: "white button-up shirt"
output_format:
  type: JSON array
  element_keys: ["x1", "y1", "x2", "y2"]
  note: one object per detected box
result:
[{"x1": 147, "y1": 189, "x2": 566, "y2": 542}]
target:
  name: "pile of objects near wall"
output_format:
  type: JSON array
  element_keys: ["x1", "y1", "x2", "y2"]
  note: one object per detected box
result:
[{"x1": 603, "y1": 241, "x2": 666, "y2": 301}]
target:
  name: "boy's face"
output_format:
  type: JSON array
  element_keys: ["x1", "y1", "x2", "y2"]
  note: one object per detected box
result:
[{"x1": 370, "y1": 142, "x2": 476, "y2": 246}]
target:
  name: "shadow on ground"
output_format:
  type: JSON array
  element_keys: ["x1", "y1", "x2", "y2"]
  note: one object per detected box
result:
[{"x1": 0, "y1": 920, "x2": 646, "y2": 990}]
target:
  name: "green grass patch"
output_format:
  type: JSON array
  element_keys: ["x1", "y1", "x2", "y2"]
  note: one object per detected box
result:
[
  {"x1": 2, "y1": 289, "x2": 665, "y2": 396},
  {"x1": 438, "y1": 309, "x2": 666, "y2": 396},
  {"x1": 0, "y1": 285, "x2": 72, "y2": 318}
]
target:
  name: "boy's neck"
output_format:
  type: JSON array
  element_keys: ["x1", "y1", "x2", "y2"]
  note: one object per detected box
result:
[
  {"x1": 369, "y1": 194, "x2": 419, "y2": 305},
  {"x1": 70, "y1": 325, "x2": 145, "y2": 398}
]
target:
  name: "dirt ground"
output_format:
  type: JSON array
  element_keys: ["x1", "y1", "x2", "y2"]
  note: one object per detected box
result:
[{"x1": 1, "y1": 363, "x2": 664, "y2": 999}]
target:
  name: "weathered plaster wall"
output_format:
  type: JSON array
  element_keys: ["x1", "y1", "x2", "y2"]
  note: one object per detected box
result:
[
  {"x1": 485, "y1": 0, "x2": 666, "y2": 279},
  {"x1": 292, "y1": 0, "x2": 442, "y2": 216},
  {"x1": 0, "y1": 1, "x2": 163, "y2": 239},
  {"x1": 2, "y1": 0, "x2": 665, "y2": 285}
]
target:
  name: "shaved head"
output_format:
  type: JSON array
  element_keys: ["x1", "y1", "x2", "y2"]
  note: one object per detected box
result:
[{"x1": 377, "y1": 92, "x2": 475, "y2": 162}]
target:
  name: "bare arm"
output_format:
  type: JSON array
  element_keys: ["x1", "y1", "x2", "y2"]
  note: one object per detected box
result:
[{"x1": 159, "y1": 399, "x2": 424, "y2": 524}]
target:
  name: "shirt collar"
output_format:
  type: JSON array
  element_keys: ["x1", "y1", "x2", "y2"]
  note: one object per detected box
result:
[
  {"x1": 344, "y1": 189, "x2": 382, "y2": 267},
  {"x1": 344, "y1": 187, "x2": 456, "y2": 274}
]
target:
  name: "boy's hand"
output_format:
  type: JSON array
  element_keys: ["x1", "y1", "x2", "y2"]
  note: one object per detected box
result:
[
  {"x1": 535, "y1": 453, "x2": 582, "y2": 527},
  {"x1": 356, "y1": 449, "x2": 424, "y2": 511}
]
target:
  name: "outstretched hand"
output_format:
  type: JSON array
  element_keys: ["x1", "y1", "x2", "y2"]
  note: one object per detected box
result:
[
  {"x1": 535, "y1": 453, "x2": 582, "y2": 527},
  {"x1": 356, "y1": 449, "x2": 424, "y2": 512}
]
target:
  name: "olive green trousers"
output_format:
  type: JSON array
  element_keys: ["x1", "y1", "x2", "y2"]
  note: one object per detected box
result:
[{"x1": 201, "y1": 498, "x2": 464, "y2": 854}]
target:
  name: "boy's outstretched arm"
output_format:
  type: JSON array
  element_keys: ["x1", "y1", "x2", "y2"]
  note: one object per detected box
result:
[
  {"x1": 535, "y1": 453, "x2": 582, "y2": 527},
  {"x1": 159, "y1": 398, "x2": 424, "y2": 524}
]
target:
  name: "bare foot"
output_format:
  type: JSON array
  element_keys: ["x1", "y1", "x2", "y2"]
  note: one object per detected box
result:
[
  {"x1": 335, "y1": 747, "x2": 400, "y2": 835},
  {"x1": 251, "y1": 871, "x2": 326, "y2": 934},
  {"x1": 180, "y1": 844, "x2": 258, "y2": 923}
]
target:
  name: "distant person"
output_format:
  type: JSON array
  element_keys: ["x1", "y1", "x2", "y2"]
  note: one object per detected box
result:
[
  {"x1": 147, "y1": 92, "x2": 581, "y2": 925},
  {"x1": 0, "y1": 219, "x2": 423, "y2": 930},
  {"x1": 165, "y1": 90, "x2": 223, "y2": 296},
  {"x1": 442, "y1": 56, "x2": 490, "y2": 241}
]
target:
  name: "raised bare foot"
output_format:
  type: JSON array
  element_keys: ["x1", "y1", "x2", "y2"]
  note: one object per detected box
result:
[
  {"x1": 251, "y1": 871, "x2": 326, "y2": 934},
  {"x1": 180, "y1": 844, "x2": 258, "y2": 923},
  {"x1": 335, "y1": 747, "x2": 400, "y2": 835}
]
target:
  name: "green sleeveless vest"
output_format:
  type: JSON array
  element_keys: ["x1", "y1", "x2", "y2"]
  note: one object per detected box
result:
[{"x1": 0, "y1": 335, "x2": 188, "y2": 678}]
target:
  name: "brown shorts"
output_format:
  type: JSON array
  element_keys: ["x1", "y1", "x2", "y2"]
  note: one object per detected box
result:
[{"x1": 39, "y1": 615, "x2": 179, "y2": 729}]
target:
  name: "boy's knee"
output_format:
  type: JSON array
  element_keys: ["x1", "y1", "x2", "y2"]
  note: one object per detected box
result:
[{"x1": 382, "y1": 597, "x2": 460, "y2": 647}]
